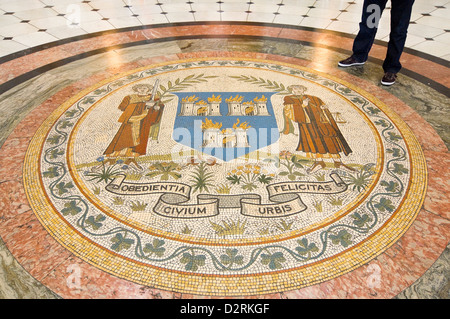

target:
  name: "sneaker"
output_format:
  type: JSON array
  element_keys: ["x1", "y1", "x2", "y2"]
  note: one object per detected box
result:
[
  {"x1": 381, "y1": 72, "x2": 397, "y2": 86},
  {"x1": 338, "y1": 56, "x2": 366, "y2": 67}
]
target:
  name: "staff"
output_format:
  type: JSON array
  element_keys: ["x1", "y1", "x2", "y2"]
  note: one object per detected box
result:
[{"x1": 146, "y1": 79, "x2": 160, "y2": 110}]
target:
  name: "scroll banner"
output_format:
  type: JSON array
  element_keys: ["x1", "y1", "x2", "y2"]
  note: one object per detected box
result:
[
  {"x1": 243, "y1": 173, "x2": 347, "y2": 218},
  {"x1": 105, "y1": 173, "x2": 347, "y2": 219}
]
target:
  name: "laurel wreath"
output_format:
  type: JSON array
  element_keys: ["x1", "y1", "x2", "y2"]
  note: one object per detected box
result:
[
  {"x1": 228, "y1": 75, "x2": 293, "y2": 94},
  {"x1": 157, "y1": 74, "x2": 219, "y2": 104}
]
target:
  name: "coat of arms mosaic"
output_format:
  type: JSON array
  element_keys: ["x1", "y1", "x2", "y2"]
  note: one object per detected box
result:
[{"x1": 24, "y1": 58, "x2": 427, "y2": 296}]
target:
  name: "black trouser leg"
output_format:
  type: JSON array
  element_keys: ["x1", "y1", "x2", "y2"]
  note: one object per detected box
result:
[
  {"x1": 352, "y1": 0, "x2": 388, "y2": 62},
  {"x1": 382, "y1": 0, "x2": 415, "y2": 73}
]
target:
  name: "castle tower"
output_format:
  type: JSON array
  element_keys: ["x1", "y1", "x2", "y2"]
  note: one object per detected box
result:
[
  {"x1": 253, "y1": 95, "x2": 270, "y2": 116},
  {"x1": 226, "y1": 102, "x2": 242, "y2": 116},
  {"x1": 179, "y1": 95, "x2": 201, "y2": 116},
  {"x1": 179, "y1": 102, "x2": 195, "y2": 116},
  {"x1": 208, "y1": 102, "x2": 222, "y2": 116},
  {"x1": 255, "y1": 102, "x2": 269, "y2": 116},
  {"x1": 207, "y1": 94, "x2": 222, "y2": 116},
  {"x1": 203, "y1": 128, "x2": 221, "y2": 148},
  {"x1": 235, "y1": 128, "x2": 250, "y2": 148},
  {"x1": 226, "y1": 95, "x2": 244, "y2": 116}
]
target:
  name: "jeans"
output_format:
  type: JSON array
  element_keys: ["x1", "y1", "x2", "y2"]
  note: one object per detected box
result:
[{"x1": 352, "y1": 0, "x2": 415, "y2": 73}]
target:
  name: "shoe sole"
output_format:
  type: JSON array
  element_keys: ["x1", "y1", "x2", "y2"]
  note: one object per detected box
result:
[
  {"x1": 380, "y1": 80, "x2": 395, "y2": 86},
  {"x1": 338, "y1": 61, "x2": 365, "y2": 67}
]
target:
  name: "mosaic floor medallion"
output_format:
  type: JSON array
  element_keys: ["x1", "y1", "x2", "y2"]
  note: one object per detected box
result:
[{"x1": 24, "y1": 58, "x2": 427, "y2": 296}]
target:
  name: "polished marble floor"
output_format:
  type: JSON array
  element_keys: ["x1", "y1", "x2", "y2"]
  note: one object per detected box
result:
[
  {"x1": 1, "y1": 0, "x2": 450, "y2": 59},
  {"x1": 0, "y1": 0, "x2": 448, "y2": 299}
]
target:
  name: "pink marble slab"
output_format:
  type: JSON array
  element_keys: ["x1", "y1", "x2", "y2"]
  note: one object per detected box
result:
[{"x1": 1, "y1": 24, "x2": 449, "y2": 91}]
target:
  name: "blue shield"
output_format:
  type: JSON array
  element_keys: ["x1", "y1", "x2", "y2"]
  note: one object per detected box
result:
[{"x1": 172, "y1": 92, "x2": 280, "y2": 161}]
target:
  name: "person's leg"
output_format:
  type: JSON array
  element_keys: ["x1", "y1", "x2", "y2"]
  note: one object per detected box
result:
[
  {"x1": 382, "y1": 0, "x2": 415, "y2": 73},
  {"x1": 339, "y1": 0, "x2": 388, "y2": 67},
  {"x1": 352, "y1": 0, "x2": 388, "y2": 62}
]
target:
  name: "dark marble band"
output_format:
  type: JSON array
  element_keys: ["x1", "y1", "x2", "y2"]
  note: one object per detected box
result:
[{"x1": 0, "y1": 33, "x2": 449, "y2": 98}]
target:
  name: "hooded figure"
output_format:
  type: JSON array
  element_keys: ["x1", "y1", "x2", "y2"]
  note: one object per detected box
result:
[
  {"x1": 282, "y1": 85, "x2": 354, "y2": 172},
  {"x1": 103, "y1": 83, "x2": 164, "y2": 169}
]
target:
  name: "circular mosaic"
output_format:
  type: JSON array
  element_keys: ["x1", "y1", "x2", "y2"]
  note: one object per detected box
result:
[{"x1": 24, "y1": 58, "x2": 427, "y2": 296}]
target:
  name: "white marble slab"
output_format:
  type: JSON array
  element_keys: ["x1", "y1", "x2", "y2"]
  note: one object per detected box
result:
[{"x1": 0, "y1": 0, "x2": 448, "y2": 60}]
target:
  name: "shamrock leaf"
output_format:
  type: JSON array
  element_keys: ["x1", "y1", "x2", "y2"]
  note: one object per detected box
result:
[
  {"x1": 180, "y1": 251, "x2": 206, "y2": 271},
  {"x1": 58, "y1": 120, "x2": 73, "y2": 129},
  {"x1": 351, "y1": 97, "x2": 365, "y2": 104},
  {"x1": 143, "y1": 239, "x2": 166, "y2": 257},
  {"x1": 93, "y1": 88, "x2": 107, "y2": 95},
  {"x1": 220, "y1": 248, "x2": 244, "y2": 267},
  {"x1": 65, "y1": 109, "x2": 78, "y2": 118},
  {"x1": 351, "y1": 212, "x2": 373, "y2": 228},
  {"x1": 260, "y1": 251, "x2": 286, "y2": 270},
  {"x1": 55, "y1": 181, "x2": 74, "y2": 195},
  {"x1": 295, "y1": 238, "x2": 319, "y2": 256},
  {"x1": 81, "y1": 97, "x2": 96, "y2": 105},
  {"x1": 374, "y1": 119, "x2": 390, "y2": 127},
  {"x1": 270, "y1": 65, "x2": 282, "y2": 70},
  {"x1": 198, "y1": 61, "x2": 213, "y2": 65},
  {"x1": 110, "y1": 233, "x2": 134, "y2": 252},
  {"x1": 380, "y1": 180, "x2": 400, "y2": 192},
  {"x1": 391, "y1": 163, "x2": 408, "y2": 175},
  {"x1": 387, "y1": 132, "x2": 402, "y2": 142},
  {"x1": 47, "y1": 135, "x2": 61, "y2": 145},
  {"x1": 367, "y1": 106, "x2": 381, "y2": 115},
  {"x1": 61, "y1": 201, "x2": 82, "y2": 216},
  {"x1": 253, "y1": 63, "x2": 266, "y2": 68},
  {"x1": 374, "y1": 197, "x2": 395, "y2": 212},
  {"x1": 387, "y1": 148, "x2": 402, "y2": 157},
  {"x1": 85, "y1": 214, "x2": 106, "y2": 230},
  {"x1": 43, "y1": 166, "x2": 60, "y2": 178},
  {"x1": 338, "y1": 87, "x2": 352, "y2": 94},
  {"x1": 330, "y1": 229, "x2": 352, "y2": 247},
  {"x1": 48, "y1": 149, "x2": 64, "y2": 159}
]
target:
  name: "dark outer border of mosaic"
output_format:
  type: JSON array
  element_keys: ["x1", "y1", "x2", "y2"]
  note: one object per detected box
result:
[
  {"x1": 1, "y1": 22, "x2": 449, "y2": 68},
  {"x1": 0, "y1": 23, "x2": 449, "y2": 98}
]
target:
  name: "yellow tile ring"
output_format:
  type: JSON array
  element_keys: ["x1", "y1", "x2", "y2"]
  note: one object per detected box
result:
[{"x1": 24, "y1": 58, "x2": 426, "y2": 296}]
